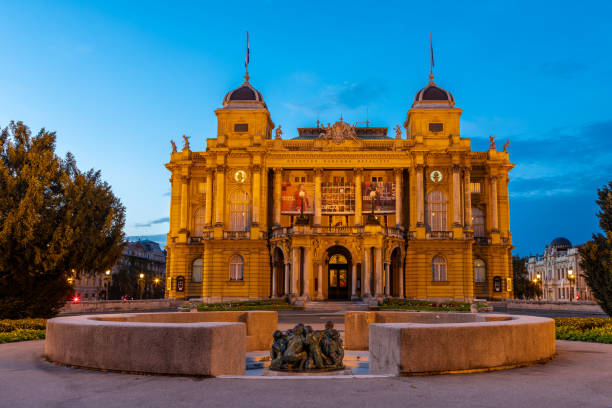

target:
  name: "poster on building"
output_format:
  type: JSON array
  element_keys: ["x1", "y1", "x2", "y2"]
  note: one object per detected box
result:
[
  {"x1": 321, "y1": 175, "x2": 355, "y2": 214},
  {"x1": 281, "y1": 172, "x2": 314, "y2": 214},
  {"x1": 362, "y1": 181, "x2": 396, "y2": 213}
]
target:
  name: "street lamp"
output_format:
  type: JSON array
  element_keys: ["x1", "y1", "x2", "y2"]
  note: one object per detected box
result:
[
  {"x1": 104, "y1": 270, "x2": 112, "y2": 301},
  {"x1": 568, "y1": 268, "x2": 575, "y2": 302},
  {"x1": 295, "y1": 189, "x2": 309, "y2": 225},
  {"x1": 366, "y1": 189, "x2": 380, "y2": 225},
  {"x1": 138, "y1": 273, "x2": 145, "y2": 300},
  {"x1": 534, "y1": 273, "x2": 542, "y2": 300}
]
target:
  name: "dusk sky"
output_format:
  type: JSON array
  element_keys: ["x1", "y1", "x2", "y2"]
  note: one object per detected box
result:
[{"x1": 1, "y1": 0, "x2": 611, "y2": 256}]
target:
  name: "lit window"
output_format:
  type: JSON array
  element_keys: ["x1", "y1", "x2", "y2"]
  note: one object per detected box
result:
[
  {"x1": 229, "y1": 255, "x2": 244, "y2": 281},
  {"x1": 193, "y1": 207, "x2": 206, "y2": 237},
  {"x1": 192, "y1": 258, "x2": 202, "y2": 283},
  {"x1": 474, "y1": 259, "x2": 486, "y2": 283},
  {"x1": 229, "y1": 190, "x2": 250, "y2": 231},
  {"x1": 426, "y1": 191, "x2": 447, "y2": 231},
  {"x1": 432, "y1": 256, "x2": 447, "y2": 281},
  {"x1": 472, "y1": 208, "x2": 485, "y2": 237},
  {"x1": 470, "y1": 182, "x2": 481, "y2": 193}
]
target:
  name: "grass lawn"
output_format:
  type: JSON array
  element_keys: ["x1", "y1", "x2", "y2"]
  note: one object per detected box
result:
[
  {"x1": 196, "y1": 299, "x2": 295, "y2": 312},
  {"x1": 555, "y1": 317, "x2": 612, "y2": 344},
  {"x1": 379, "y1": 299, "x2": 471, "y2": 312},
  {"x1": 0, "y1": 318, "x2": 46, "y2": 343}
]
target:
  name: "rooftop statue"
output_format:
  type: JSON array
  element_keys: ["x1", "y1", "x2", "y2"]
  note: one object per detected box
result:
[
  {"x1": 269, "y1": 321, "x2": 344, "y2": 371},
  {"x1": 318, "y1": 118, "x2": 358, "y2": 144},
  {"x1": 503, "y1": 139, "x2": 510, "y2": 153},
  {"x1": 170, "y1": 140, "x2": 177, "y2": 153},
  {"x1": 182, "y1": 135, "x2": 190, "y2": 151},
  {"x1": 275, "y1": 125, "x2": 283, "y2": 140},
  {"x1": 395, "y1": 125, "x2": 402, "y2": 139},
  {"x1": 489, "y1": 135, "x2": 496, "y2": 150}
]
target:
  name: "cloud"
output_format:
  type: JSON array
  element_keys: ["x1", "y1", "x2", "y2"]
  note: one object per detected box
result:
[
  {"x1": 162, "y1": 190, "x2": 171, "y2": 196},
  {"x1": 134, "y1": 217, "x2": 169, "y2": 228},
  {"x1": 539, "y1": 60, "x2": 586, "y2": 79},
  {"x1": 508, "y1": 120, "x2": 612, "y2": 197},
  {"x1": 283, "y1": 79, "x2": 385, "y2": 118}
]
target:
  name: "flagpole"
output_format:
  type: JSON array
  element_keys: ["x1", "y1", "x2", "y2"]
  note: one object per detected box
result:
[
  {"x1": 245, "y1": 31, "x2": 250, "y2": 83},
  {"x1": 429, "y1": 33, "x2": 434, "y2": 82}
]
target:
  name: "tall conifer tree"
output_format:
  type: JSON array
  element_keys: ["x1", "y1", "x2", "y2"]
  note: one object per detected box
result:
[
  {"x1": 0, "y1": 121, "x2": 125, "y2": 318},
  {"x1": 580, "y1": 181, "x2": 612, "y2": 317}
]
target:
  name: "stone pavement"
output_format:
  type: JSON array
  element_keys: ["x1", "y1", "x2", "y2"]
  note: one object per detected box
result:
[{"x1": 1, "y1": 340, "x2": 611, "y2": 408}]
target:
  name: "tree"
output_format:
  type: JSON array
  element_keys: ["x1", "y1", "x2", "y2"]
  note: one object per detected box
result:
[
  {"x1": 0, "y1": 121, "x2": 125, "y2": 318},
  {"x1": 512, "y1": 255, "x2": 541, "y2": 299},
  {"x1": 580, "y1": 181, "x2": 612, "y2": 317}
]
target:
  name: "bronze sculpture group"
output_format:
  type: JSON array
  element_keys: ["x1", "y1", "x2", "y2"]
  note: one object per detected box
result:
[{"x1": 270, "y1": 321, "x2": 344, "y2": 371}]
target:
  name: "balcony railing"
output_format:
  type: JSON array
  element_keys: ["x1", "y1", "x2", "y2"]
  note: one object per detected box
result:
[
  {"x1": 269, "y1": 225, "x2": 403, "y2": 238},
  {"x1": 223, "y1": 231, "x2": 250, "y2": 240},
  {"x1": 383, "y1": 226, "x2": 405, "y2": 239},
  {"x1": 463, "y1": 230, "x2": 474, "y2": 240},
  {"x1": 312, "y1": 226, "x2": 365, "y2": 235},
  {"x1": 426, "y1": 231, "x2": 453, "y2": 240}
]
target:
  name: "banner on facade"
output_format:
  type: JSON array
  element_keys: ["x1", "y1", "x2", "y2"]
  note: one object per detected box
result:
[
  {"x1": 362, "y1": 181, "x2": 396, "y2": 213},
  {"x1": 281, "y1": 172, "x2": 314, "y2": 214}
]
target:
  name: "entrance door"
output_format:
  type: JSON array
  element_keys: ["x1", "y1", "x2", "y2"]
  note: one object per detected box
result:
[{"x1": 328, "y1": 254, "x2": 349, "y2": 299}]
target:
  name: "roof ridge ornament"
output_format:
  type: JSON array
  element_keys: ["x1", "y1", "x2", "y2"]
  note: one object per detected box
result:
[
  {"x1": 244, "y1": 31, "x2": 250, "y2": 84},
  {"x1": 429, "y1": 33, "x2": 435, "y2": 84}
]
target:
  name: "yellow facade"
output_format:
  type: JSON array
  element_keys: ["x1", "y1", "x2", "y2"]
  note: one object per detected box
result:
[{"x1": 165, "y1": 72, "x2": 514, "y2": 303}]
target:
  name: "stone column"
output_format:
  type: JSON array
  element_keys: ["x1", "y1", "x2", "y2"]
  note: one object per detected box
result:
[
  {"x1": 271, "y1": 261, "x2": 277, "y2": 298},
  {"x1": 316, "y1": 263, "x2": 324, "y2": 300},
  {"x1": 452, "y1": 164, "x2": 461, "y2": 227},
  {"x1": 215, "y1": 165, "x2": 225, "y2": 227},
  {"x1": 273, "y1": 168, "x2": 282, "y2": 227},
  {"x1": 284, "y1": 262, "x2": 290, "y2": 296},
  {"x1": 363, "y1": 248, "x2": 371, "y2": 297},
  {"x1": 490, "y1": 176, "x2": 499, "y2": 232},
  {"x1": 394, "y1": 169, "x2": 402, "y2": 227},
  {"x1": 179, "y1": 176, "x2": 190, "y2": 231},
  {"x1": 384, "y1": 262, "x2": 390, "y2": 296},
  {"x1": 291, "y1": 247, "x2": 299, "y2": 295},
  {"x1": 375, "y1": 247, "x2": 383, "y2": 296},
  {"x1": 303, "y1": 247, "x2": 312, "y2": 299},
  {"x1": 351, "y1": 263, "x2": 358, "y2": 299},
  {"x1": 355, "y1": 169, "x2": 363, "y2": 225},
  {"x1": 464, "y1": 168, "x2": 472, "y2": 228},
  {"x1": 314, "y1": 169, "x2": 322, "y2": 226},
  {"x1": 399, "y1": 259, "x2": 405, "y2": 298},
  {"x1": 416, "y1": 165, "x2": 424, "y2": 227},
  {"x1": 252, "y1": 165, "x2": 261, "y2": 226},
  {"x1": 205, "y1": 170, "x2": 213, "y2": 226}
]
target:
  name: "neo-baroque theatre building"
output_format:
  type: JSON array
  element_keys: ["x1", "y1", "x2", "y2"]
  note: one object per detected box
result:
[{"x1": 164, "y1": 69, "x2": 514, "y2": 303}]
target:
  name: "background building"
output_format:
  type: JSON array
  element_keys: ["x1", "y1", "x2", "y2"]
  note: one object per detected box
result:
[
  {"x1": 526, "y1": 238, "x2": 593, "y2": 301},
  {"x1": 165, "y1": 67, "x2": 514, "y2": 303},
  {"x1": 70, "y1": 239, "x2": 166, "y2": 300}
]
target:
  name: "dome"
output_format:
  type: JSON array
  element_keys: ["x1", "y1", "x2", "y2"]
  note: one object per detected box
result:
[
  {"x1": 222, "y1": 81, "x2": 265, "y2": 106},
  {"x1": 412, "y1": 76, "x2": 455, "y2": 108},
  {"x1": 550, "y1": 237, "x2": 572, "y2": 249}
]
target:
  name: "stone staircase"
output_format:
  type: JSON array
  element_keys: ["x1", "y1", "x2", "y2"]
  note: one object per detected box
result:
[{"x1": 303, "y1": 301, "x2": 369, "y2": 311}]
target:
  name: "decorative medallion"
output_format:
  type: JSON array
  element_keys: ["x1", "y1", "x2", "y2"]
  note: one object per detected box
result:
[
  {"x1": 234, "y1": 170, "x2": 247, "y2": 183},
  {"x1": 430, "y1": 170, "x2": 443, "y2": 183}
]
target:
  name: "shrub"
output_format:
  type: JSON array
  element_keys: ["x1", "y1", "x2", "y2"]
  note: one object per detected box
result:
[{"x1": 554, "y1": 317, "x2": 612, "y2": 344}]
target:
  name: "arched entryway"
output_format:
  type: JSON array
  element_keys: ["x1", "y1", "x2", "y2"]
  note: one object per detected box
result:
[
  {"x1": 325, "y1": 246, "x2": 352, "y2": 300},
  {"x1": 389, "y1": 247, "x2": 402, "y2": 297},
  {"x1": 273, "y1": 247, "x2": 285, "y2": 297}
]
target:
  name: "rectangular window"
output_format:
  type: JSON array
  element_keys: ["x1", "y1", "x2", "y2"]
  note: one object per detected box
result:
[
  {"x1": 234, "y1": 123, "x2": 248, "y2": 132},
  {"x1": 470, "y1": 182, "x2": 481, "y2": 194},
  {"x1": 429, "y1": 123, "x2": 444, "y2": 132}
]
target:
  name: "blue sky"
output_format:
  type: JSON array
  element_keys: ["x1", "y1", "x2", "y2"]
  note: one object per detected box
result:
[{"x1": 1, "y1": 0, "x2": 611, "y2": 256}]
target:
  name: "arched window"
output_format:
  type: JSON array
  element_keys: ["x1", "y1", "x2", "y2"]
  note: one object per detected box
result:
[
  {"x1": 229, "y1": 190, "x2": 250, "y2": 231},
  {"x1": 192, "y1": 258, "x2": 203, "y2": 283},
  {"x1": 432, "y1": 255, "x2": 447, "y2": 281},
  {"x1": 472, "y1": 207, "x2": 485, "y2": 237},
  {"x1": 426, "y1": 191, "x2": 447, "y2": 231},
  {"x1": 474, "y1": 259, "x2": 486, "y2": 283},
  {"x1": 193, "y1": 207, "x2": 206, "y2": 237},
  {"x1": 229, "y1": 255, "x2": 244, "y2": 281}
]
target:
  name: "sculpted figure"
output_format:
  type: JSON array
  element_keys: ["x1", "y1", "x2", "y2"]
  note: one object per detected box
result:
[
  {"x1": 503, "y1": 139, "x2": 510, "y2": 153},
  {"x1": 489, "y1": 135, "x2": 495, "y2": 150},
  {"x1": 170, "y1": 140, "x2": 177, "y2": 153},
  {"x1": 395, "y1": 125, "x2": 402, "y2": 139},
  {"x1": 327, "y1": 330, "x2": 344, "y2": 368},
  {"x1": 304, "y1": 326, "x2": 325, "y2": 369},
  {"x1": 270, "y1": 330, "x2": 286, "y2": 369},
  {"x1": 275, "y1": 125, "x2": 283, "y2": 140},
  {"x1": 280, "y1": 324, "x2": 308, "y2": 370},
  {"x1": 182, "y1": 135, "x2": 190, "y2": 151}
]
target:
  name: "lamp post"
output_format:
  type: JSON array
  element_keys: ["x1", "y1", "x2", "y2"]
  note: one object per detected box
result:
[
  {"x1": 568, "y1": 268, "x2": 575, "y2": 302},
  {"x1": 154, "y1": 277, "x2": 160, "y2": 299},
  {"x1": 366, "y1": 189, "x2": 380, "y2": 225},
  {"x1": 534, "y1": 273, "x2": 542, "y2": 300},
  {"x1": 295, "y1": 189, "x2": 309, "y2": 225},
  {"x1": 104, "y1": 270, "x2": 112, "y2": 301},
  {"x1": 138, "y1": 273, "x2": 145, "y2": 300}
]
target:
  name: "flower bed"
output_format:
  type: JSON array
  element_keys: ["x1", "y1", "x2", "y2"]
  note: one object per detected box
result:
[
  {"x1": 379, "y1": 299, "x2": 471, "y2": 312},
  {"x1": 0, "y1": 318, "x2": 46, "y2": 343},
  {"x1": 554, "y1": 317, "x2": 612, "y2": 344},
  {"x1": 196, "y1": 299, "x2": 294, "y2": 312}
]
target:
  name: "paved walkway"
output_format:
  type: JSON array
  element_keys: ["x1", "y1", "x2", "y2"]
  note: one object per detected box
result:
[{"x1": 1, "y1": 340, "x2": 611, "y2": 408}]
